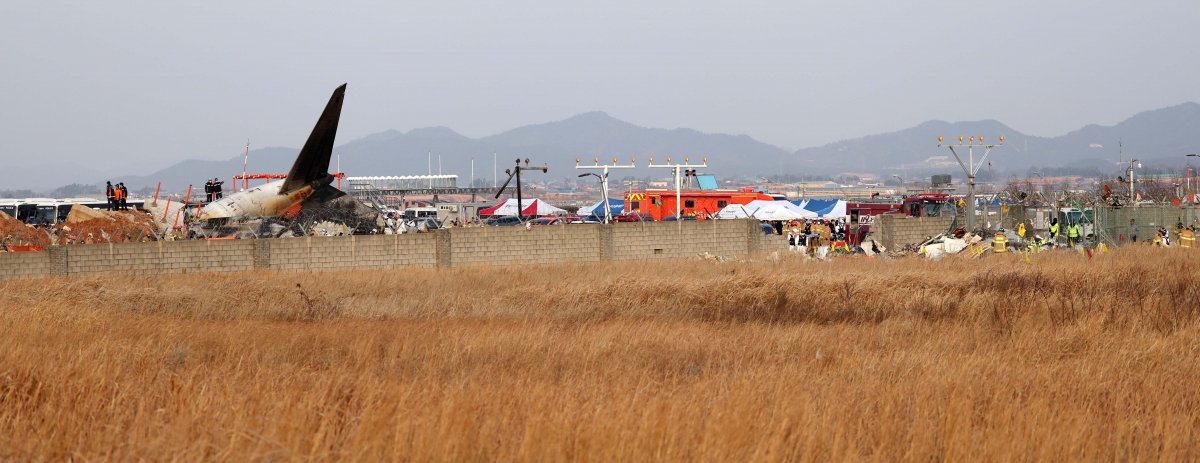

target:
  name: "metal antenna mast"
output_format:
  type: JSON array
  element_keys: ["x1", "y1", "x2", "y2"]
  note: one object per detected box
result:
[
  {"x1": 939, "y1": 135, "x2": 1004, "y2": 232},
  {"x1": 576, "y1": 157, "x2": 636, "y2": 224}
]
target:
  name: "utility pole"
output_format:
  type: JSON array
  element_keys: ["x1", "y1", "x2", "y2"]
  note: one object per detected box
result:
[
  {"x1": 939, "y1": 135, "x2": 1004, "y2": 232},
  {"x1": 648, "y1": 156, "x2": 709, "y2": 221},
  {"x1": 495, "y1": 158, "x2": 548, "y2": 223},
  {"x1": 576, "y1": 157, "x2": 636, "y2": 224},
  {"x1": 1186, "y1": 154, "x2": 1199, "y2": 200},
  {"x1": 1128, "y1": 158, "x2": 1140, "y2": 207}
]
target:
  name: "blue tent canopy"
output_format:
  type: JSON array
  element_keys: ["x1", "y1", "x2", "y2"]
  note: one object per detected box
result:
[
  {"x1": 579, "y1": 198, "x2": 624, "y2": 220},
  {"x1": 790, "y1": 198, "x2": 849, "y2": 218}
]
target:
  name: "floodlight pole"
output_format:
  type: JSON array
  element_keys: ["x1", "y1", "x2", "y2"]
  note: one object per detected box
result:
[
  {"x1": 494, "y1": 158, "x2": 548, "y2": 223},
  {"x1": 576, "y1": 158, "x2": 636, "y2": 224},
  {"x1": 648, "y1": 157, "x2": 708, "y2": 221},
  {"x1": 940, "y1": 136, "x2": 1003, "y2": 232}
]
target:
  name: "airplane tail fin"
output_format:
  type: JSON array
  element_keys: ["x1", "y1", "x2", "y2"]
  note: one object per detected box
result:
[{"x1": 281, "y1": 84, "x2": 346, "y2": 193}]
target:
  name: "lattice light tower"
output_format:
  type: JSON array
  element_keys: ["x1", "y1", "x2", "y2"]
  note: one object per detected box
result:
[
  {"x1": 938, "y1": 135, "x2": 1004, "y2": 232},
  {"x1": 576, "y1": 157, "x2": 637, "y2": 224},
  {"x1": 648, "y1": 156, "x2": 708, "y2": 221}
]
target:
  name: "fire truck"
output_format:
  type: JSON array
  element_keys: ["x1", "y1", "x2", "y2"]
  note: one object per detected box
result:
[
  {"x1": 846, "y1": 193, "x2": 954, "y2": 244},
  {"x1": 620, "y1": 188, "x2": 776, "y2": 221}
]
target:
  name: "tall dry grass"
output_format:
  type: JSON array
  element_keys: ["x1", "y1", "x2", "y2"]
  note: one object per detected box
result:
[{"x1": 1, "y1": 246, "x2": 1199, "y2": 461}]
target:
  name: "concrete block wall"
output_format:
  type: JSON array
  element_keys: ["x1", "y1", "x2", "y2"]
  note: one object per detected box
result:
[
  {"x1": 268, "y1": 234, "x2": 438, "y2": 271},
  {"x1": 752, "y1": 229, "x2": 789, "y2": 254},
  {"x1": 0, "y1": 219, "x2": 776, "y2": 279},
  {"x1": 64, "y1": 240, "x2": 256, "y2": 277},
  {"x1": 608, "y1": 220, "x2": 754, "y2": 260},
  {"x1": 873, "y1": 215, "x2": 954, "y2": 251},
  {"x1": 0, "y1": 251, "x2": 51, "y2": 280},
  {"x1": 448, "y1": 224, "x2": 601, "y2": 267}
]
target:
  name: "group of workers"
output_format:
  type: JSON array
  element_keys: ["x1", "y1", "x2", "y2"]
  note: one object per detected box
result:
[
  {"x1": 105, "y1": 181, "x2": 130, "y2": 211},
  {"x1": 993, "y1": 217, "x2": 1198, "y2": 252},
  {"x1": 1120, "y1": 218, "x2": 1197, "y2": 248},
  {"x1": 993, "y1": 219, "x2": 1079, "y2": 253},
  {"x1": 781, "y1": 218, "x2": 852, "y2": 254},
  {"x1": 203, "y1": 178, "x2": 225, "y2": 203}
]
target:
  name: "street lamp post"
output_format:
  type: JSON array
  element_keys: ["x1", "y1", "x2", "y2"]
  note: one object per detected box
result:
[
  {"x1": 938, "y1": 135, "x2": 1004, "y2": 232},
  {"x1": 576, "y1": 157, "x2": 636, "y2": 224}
]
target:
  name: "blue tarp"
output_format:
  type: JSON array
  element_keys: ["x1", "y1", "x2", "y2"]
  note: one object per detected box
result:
[
  {"x1": 790, "y1": 198, "x2": 849, "y2": 218},
  {"x1": 793, "y1": 199, "x2": 835, "y2": 213},
  {"x1": 579, "y1": 198, "x2": 624, "y2": 220}
]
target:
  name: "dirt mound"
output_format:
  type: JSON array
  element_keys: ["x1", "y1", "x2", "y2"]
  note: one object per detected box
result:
[
  {"x1": 0, "y1": 211, "x2": 50, "y2": 247},
  {"x1": 59, "y1": 210, "x2": 159, "y2": 244}
]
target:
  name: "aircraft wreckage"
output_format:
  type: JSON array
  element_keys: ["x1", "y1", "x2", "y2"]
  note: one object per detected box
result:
[{"x1": 187, "y1": 84, "x2": 381, "y2": 239}]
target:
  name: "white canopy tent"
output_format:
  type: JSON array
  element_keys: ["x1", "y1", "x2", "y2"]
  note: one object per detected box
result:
[
  {"x1": 480, "y1": 198, "x2": 567, "y2": 216},
  {"x1": 714, "y1": 200, "x2": 816, "y2": 221},
  {"x1": 713, "y1": 204, "x2": 754, "y2": 219},
  {"x1": 745, "y1": 200, "x2": 818, "y2": 221}
]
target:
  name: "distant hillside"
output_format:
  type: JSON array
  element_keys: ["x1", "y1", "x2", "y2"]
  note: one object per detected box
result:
[
  {"x1": 117, "y1": 112, "x2": 790, "y2": 191},
  {"x1": 107, "y1": 103, "x2": 1200, "y2": 192},
  {"x1": 790, "y1": 102, "x2": 1200, "y2": 177}
]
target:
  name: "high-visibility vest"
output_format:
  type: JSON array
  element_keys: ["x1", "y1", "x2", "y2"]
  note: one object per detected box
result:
[
  {"x1": 993, "y1": 233, "x2": 1008, "y2": 253},
  {"x1": 1068, "y1": 224, "x2": 1080, "y2": 238},
  {"x1": 1049, "y1": 223, "x2": 1059, "y2": 237},
  {"x1": 1181, "y1": 230, "x2": 1195, "y2": 248}
]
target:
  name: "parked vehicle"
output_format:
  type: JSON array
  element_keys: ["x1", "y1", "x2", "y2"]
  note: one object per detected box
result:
[
  {"x1": 528, "y1": 216, "x2": 579, "y2": 226},
  {"x1": 410, "y1": 218, "x2": 442, "y2": 232},
  {"x1": 486, "y1": 215, "x2": 523, "y2": 227},
  {"x1": 613, "y1": 212, "x2": 654, "y2": 222}
]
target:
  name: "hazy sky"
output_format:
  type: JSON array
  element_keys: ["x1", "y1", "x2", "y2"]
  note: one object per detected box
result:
[{"x1": 2, "y1": 0, "x2": 1198, "y2": 188}]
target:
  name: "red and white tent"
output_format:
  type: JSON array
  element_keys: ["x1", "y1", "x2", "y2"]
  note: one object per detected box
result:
[{"x1": 479, "y1": 199, "x2": 566, "y2": 216}]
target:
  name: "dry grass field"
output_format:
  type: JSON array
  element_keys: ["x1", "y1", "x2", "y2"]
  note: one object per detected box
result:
[{"x1": 2, "y1": 246, "x2": 1199, "y2": 461}]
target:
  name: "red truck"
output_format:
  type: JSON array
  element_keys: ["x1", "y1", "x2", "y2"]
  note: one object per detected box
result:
[{"x1": 846, "y1": 193, "x2": 953, "y2": 245}]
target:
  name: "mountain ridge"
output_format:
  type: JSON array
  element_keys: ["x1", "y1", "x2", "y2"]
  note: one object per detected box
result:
[{"x1": 100, "y1": 102, "x2": 1200, "y2": 192}]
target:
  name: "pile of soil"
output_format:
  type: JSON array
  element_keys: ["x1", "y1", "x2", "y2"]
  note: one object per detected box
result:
[
  {"x1": 0, "y1": 212, "x2": 50, "y2": 247},
  {"x1": 58, "y1": 210, "x2": 159, "y2": 244}
]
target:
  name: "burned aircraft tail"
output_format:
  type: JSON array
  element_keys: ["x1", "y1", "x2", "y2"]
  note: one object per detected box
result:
[{"x1": 280, "y1": 83, "x2": 346, "y2": 194}]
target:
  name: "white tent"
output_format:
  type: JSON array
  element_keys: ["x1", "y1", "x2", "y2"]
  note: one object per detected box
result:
[
  {"x1": 713, "y1": 204, "x2": 755, "y2": 219},
  {"x1": 714, "y1": 200, "x2": 815, "y2": 221},
  {"x1": 744, "y1": 200, "x2": 817, "y2": 220},
  {"x1": 480, "y1": 198, "x2": 567, "y2": 216}
]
